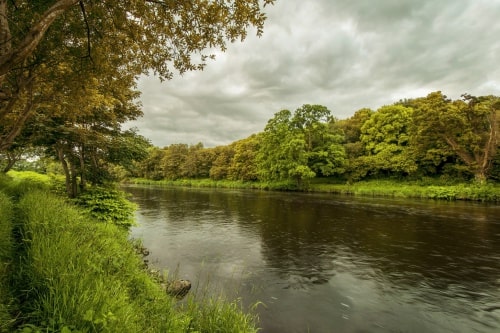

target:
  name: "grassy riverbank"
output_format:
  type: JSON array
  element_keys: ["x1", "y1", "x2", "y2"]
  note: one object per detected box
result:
[
  {"x1": 129, "y1": 177, "x2": 500, "y2": 202},
  {"x1": 0, "y1": 173, "x2": 259, "y2": 332}
]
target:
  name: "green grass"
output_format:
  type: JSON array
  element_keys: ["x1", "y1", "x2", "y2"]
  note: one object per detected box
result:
[
  {"x1": 308, "y1": 180, "x2": 500, "y2": 202},
  {"x1": 0, "y1": 191, "x2": 15, "y2": 332},
  {"x1": 130, "y1": 177, "x2": 500, "y2": 202},
  {"x1": 0, "y1": 175, "x2": 259, "y2": 332},
  {"x1": 130, "y1": 177, "x2": 300, "y2": 191}
]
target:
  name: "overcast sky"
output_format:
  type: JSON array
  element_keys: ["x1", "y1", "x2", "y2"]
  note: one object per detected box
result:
[{"x1": 128, "y1": 0, "x2": 500, "y2": 148}]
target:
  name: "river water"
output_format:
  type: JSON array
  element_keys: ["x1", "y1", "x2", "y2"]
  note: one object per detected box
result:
[{"x1": 125, "y1": 185, "x2": 500, "y2": 333}]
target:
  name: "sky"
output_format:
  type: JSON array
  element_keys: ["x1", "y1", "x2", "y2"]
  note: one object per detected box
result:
[{"x1": 128, "y1": 0, "x2": 500, "y2": 148}]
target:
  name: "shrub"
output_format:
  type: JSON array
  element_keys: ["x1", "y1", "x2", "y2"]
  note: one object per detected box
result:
[{"x1": 72, "y1": 187, "x2": 137, "y2": 228}]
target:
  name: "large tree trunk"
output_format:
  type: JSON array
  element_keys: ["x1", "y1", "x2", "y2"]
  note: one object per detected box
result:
[{"x1": 56, "y1": 144, "x2": 73, "y2": 197}]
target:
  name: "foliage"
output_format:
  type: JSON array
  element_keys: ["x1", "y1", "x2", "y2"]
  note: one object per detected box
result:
[
  {"x1": 410, "y1": 92, "x2": 500, "y2": 181},
  {"x1": 161, "y1": 144, "x2": 190, "y2": 180},
  {"x1": 359, "y1": 104, "x2": 416, "y2": 176},
  {"x1": 0, "y1": 0, "x2": 275, "y2": 152},
  {"x1": 72, "y1": 187, "x2": 137, "y2": 229},
  {"x1": 308, "y1": 180, "x2": 500, "y2": 202},
  {"x1": 210, "y1": 145, "x2": 236, "y2": 180},
  {"x1": 228, "y1": 135, "x2": 260, "y2": 181},
  {"x1": 181, "y1": 143, "x2": 212, "y2": 179},
  {"x1": 131, "y1": 92, "x2": 499, "y2": 186},
  {"x1": 256, "y1": 105, "x2": 346, "y2": 186},
  {"x1": 137, "y1": 147, "x2": 166, "y2": 181}
]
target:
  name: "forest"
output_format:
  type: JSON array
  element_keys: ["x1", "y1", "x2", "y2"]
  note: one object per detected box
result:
[
  {"x1": 2, "y1": 92, "x2": 500, "y2": 196},
  {"x1": 131, "y1": 92, "x2": 500, "y2": 186}
]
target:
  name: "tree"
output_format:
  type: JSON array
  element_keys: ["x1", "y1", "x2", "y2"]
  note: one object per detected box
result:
[
  {"x1": 0, "y1": 0, "x2": 275, "y2": 151},
  {"x1": 291, "y1": 104, "x2": 332, "y2": 151},
  {"x1": 257, "y1": 105, "x2": 347, "y2": 185},
  {"x1": 228, "y1": 135, "x2": 260, "y2": 181},
  {"x1": 181, "y1": 143, "x2": 211, "y2": 179},
  {"x1": 337, "y1": 108, "x2": 374, "y2": 145},
  {"x1": 334, "y1": 108, "x2": 374, "y2": 181},
  {"x1": 412, "y1": 92, "x2": 500, "y2": 181},
  {"x1": 162, "y1": 144, "x2": 189, "y2": 180},
  {"x1": 138, "y1": 147, "x2": 166, "y2": 180},
  {"x1": 210, "y1": 145, "x2": 235, "y2": 180},
  {"x1": 291, "y1": 104, "x2": 346, "y2": 177},
  {"x1": 106, "y1": 129, "x2": 152, "y2": 179},
  {"x1": 256, "y1": 108, "x2": 307, "y2": 185},
  {"x1": 27, "y1": 63, "x2": 143, "y2": 197},
  {"x1": 257, "y1": 109, "x2": 310, "y2": 183},
  {"x1": 359, "y1": 104, "x2": 416, "y2": 177}
]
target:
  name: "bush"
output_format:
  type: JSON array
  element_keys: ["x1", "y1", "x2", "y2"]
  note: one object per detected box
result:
[{"x1": 72, "y1": 187, "x2": 137, "y2": 228}]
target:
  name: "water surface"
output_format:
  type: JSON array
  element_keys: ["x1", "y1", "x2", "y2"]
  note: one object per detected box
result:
[{"x1": 126, "y1": 185, "x2": 500, "y2": 333}]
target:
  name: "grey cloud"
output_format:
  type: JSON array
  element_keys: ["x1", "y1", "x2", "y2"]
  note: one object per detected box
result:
[{"x1": 127, "y1": 0, "x2": 500, "y2": 147}]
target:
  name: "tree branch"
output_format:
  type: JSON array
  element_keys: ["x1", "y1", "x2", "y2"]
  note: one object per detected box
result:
[
  {"x1": 0, "y1": 78, "x2": 34, "y2": 151},
  {"x1": 79, "y1": 1, "x2": 93, "y2": 62},
  {"x1": 0, "y1": 0, "x2": 80, "y2": 77}
]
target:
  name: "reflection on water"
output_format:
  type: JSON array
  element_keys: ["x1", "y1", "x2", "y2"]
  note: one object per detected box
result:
[{"x1": 125, "y1": 185, "x2": 500, "y2": 333}]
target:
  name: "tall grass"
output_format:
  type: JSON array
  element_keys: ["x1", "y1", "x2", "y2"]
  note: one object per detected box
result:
[
  {"x1": 130, "y1": 177, "x2": 500, "y2": 202},
  {"x1": 131, "y1": 177, "x2": 299, "y2": 191},
  {"x1": 5, "y1": 184, "x2": 258, "y2": 332},
  {"x1": 309, "y1": 180, "x2": 500, "y2": 202},
  {"x1": 0, "y1": 191, "x2": 14, "y2": 332}
]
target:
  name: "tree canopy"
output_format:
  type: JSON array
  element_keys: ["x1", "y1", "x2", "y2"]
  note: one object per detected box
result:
[
  {"x1": 0, "y1": 0, "x2": 274, "y2": 151},
  {"x1": 128, "y1": 94, "x2": 499, "y2": 185}
]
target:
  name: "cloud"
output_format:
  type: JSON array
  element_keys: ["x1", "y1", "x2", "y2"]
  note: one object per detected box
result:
[{"x1": 127, "y1": 0, "x2": 500, "y2": 147}]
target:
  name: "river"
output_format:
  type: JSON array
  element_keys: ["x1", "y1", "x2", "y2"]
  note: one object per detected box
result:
[{"x1": 125, "y1": 185, "x2": 500, "y2": 333}]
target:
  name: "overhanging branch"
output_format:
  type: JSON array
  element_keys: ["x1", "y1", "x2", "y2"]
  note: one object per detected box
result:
[{"x1": 79, "y1": 1, "x2": 93, "y2": 62}]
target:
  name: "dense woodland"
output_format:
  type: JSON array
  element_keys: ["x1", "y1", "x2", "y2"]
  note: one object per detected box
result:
[
  {"x1": 132, "y1": 92, "x2": 500, "y2": 185},
  {"x1": 2, "y1": 92, "x2": 500, "y2": 193}
]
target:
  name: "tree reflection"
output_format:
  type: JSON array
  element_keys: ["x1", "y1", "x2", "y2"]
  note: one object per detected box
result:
[{"x1": 125, "y1": 185, "x2": 500, "y2": 300}]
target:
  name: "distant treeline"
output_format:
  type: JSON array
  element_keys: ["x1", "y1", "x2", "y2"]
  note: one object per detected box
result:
[{"x1": 134, "y1": 91, "x2": 500, "y2": 185}]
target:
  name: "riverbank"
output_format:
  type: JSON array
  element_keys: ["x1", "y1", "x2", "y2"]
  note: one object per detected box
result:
[
  {"x1": 0, "y1": 173, "x2": 259, "y2": 332},
  {"x1": 129, "y1": 178, "x2": 500, "y2": 202}
]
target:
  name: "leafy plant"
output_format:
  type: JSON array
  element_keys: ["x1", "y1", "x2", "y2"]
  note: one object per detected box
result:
[{"x1": 72, "y1": 187, "x2": 136, "y2": 228}]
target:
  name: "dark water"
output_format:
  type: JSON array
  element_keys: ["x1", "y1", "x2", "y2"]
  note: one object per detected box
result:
[{"x1": 125, "y1": 185, "x2": 500, "y2": 333}]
